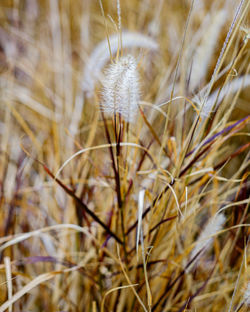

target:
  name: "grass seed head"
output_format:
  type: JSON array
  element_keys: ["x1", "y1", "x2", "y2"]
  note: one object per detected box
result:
[
  {"x1": 190, "y1": 213, "x2": 226, "y2": 264},
  {"x1": 244, "y1": 282, "x2": 250, "y2": 306},
  {"x1": 100, "y1": 54, "x2": 140, "y2": 123}
]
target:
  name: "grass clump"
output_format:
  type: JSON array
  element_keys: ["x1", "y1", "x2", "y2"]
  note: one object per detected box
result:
[{"x1": 0, "y1": 0, "x2": 249, "y2": 311}]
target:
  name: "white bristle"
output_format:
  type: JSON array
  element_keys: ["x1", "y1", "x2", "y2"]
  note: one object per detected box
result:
[
  {"x1": 82, "y1": 32, "x2": 158, "y2": 97},
  {"x1": 117, "y1": 0, "x2": 121, "y2": 31},
  {"x1": 190, "y1": 10, "x2": 226, "y2": 91},
  {"x1": 190, "y1": 213, "x2": 226, "y2": 264},
  {"x1": 136, "y1": 189, "x2": 145, "y2": 259},
  {"x1": 101, "y1": 55, "x2": 140, "y2": 123},
  {"x1": 244, "y1": 282, "x2": 250, "y2": 306},
  {"x1": 194, "y1": 74, "x2": 250, "y2": 116}
]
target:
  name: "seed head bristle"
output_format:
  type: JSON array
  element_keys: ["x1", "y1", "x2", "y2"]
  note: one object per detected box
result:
[
  {"x1": 190, "y1": 213, "x2": 226, "y2": 264},
  {"x1": 244, "y1": 282, "x2": 250, "y2": 306},
  {"x1": 101, "y1": 55, "x2": 140, "y2": 123}
]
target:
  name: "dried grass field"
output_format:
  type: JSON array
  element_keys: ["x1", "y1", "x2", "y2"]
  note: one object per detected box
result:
[{"x1": 0, "y1": 0, "x2": 249, "y2": 311}]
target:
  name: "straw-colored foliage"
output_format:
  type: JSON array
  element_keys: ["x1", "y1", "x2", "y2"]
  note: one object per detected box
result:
[{"x1": 0, "y1": 0, "x2": 249, "y2": 311}]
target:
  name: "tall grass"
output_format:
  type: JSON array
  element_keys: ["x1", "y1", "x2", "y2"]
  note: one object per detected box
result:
[{"x1": 0, "y1": 0, "x2": 249, "y2": 311}]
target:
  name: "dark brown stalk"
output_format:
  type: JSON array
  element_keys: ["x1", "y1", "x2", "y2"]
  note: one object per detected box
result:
[
  {"x1": 125, "y1": 179, "x2": 176, "y2": 236},
  {"x1": 42, "y1": 162, "x2": 123, "y2": 245},
  {"x1": 152, "y1": 248, "x2": 205, "y2": 311}
]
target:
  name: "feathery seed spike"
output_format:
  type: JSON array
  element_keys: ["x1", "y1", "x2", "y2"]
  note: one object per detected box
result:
[{"x1": 101, "y1": 55, "x2": 140, "y2": 123}]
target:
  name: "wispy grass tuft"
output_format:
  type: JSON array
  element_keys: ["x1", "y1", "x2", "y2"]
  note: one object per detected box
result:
[
  {"x1": 243, "y1": 282, "x2": 250, "y2": 306},
  {"x1": 101, "y1": 54, "x2": 140, "y2": 123},
  {"x1": 189, "y1": 213, "x2": 226, "y2": 269},
  {"x1": 82, "y1": 31, "x2": 158, "y2": 97}
]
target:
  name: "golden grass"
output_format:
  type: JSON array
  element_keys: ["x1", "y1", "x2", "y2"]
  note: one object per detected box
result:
[{"x1": 0, "y1": 0, "x2": 249, "y2": 311}]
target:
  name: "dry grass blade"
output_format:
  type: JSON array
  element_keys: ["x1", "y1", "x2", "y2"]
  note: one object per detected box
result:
[
  {"x1": 3, "y1": 257, "x2": 12, "y2": 312},
  {"x1": 0, "y1": 266, "x2": 82, "y2": 312},
  {"x1": 116, "y1": 245, "x2": 148, "y2": 312},
  {"x1": 0, "y1": 224, "x2": 94, "y2": 253},
  {"x1": 101, "y1": 283, "x2": 138, "y2": 312}
]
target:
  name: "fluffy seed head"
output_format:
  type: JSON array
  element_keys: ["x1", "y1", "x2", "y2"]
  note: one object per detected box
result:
[
  {"x1": 190, "y1": 213, "x2": 226, "y2": 263},
  {"x1": 100, "y1": 55, "x2": 140, "y2": 123},
  {"x1": 82, "y1": 32, "x2": 158, "y2": 97},
  {"x1": 244, "y1": 282, "x2": 250, "y2": 306},
  {"x1": 189, "y1": 9, "x2": 226, "y2": 91}
]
